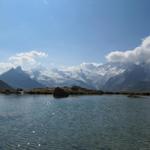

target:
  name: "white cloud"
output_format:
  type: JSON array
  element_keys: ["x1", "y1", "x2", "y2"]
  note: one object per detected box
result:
[
  {"x1": 0, "y1": 62, "x2": 14, "y2": 74},
  {"x1": 61, "y1": 62, "x2": 102, "y2": 72},
  {"x1": 9, "y1": 50, "x2": 47, "y2": 66},
  {"x1": 106, "y1": 36, "x2": 150, "y2": 64},
  {"x1": 0, "y1": 50, "x2": 48, "y2": 74}
]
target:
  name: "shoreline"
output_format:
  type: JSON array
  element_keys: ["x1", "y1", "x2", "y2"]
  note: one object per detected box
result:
[{"x1": 1, "y1": 88, "x2": 150, "y2": 97}]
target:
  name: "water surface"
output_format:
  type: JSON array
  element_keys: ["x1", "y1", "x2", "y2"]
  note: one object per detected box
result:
[{"x1": 0, "y1": 94, "x2": 150, "y2": 150}]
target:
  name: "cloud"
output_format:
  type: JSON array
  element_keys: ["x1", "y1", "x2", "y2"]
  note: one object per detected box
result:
[
  {"x1": 9, "y1": 50, "x2": 47, "y2": 66},
  {"x1": 106, "y1": 36, "x2": 150, "y2": 64},
  {"x1": 0, "y1": 50, "x2": 48, "y2": 74},
  {"x1": 0, "y1": 62, "x2": 14, "y2": 74},
  {"x1": 61, "y1": 62, "x2": 102, "y2": 72}
]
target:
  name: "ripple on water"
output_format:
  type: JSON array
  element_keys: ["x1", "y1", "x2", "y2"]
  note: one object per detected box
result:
[{"x1": 0, "y1": 95, "x2": 150, "y2": 150}]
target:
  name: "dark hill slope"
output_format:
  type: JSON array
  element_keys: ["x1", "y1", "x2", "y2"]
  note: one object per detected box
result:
[
  {"x1": 0, "y1": 80, "x2": 12, "y2": 89},
  {"x1": 0, "y1": 67, "x2": 44, "y2": 89}
]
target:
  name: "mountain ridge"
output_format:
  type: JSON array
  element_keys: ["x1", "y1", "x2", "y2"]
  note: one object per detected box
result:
[
  {"x1": 0, "y1": 80, "x2": 13, "y2": 90},
  {"x1": 0, "y1": 66, "x2": 45, "y2": 89},
  {"x1": 1, "y1": 63, "x2": 150, "y2": 92},
  {"x1": 104, "y1": 64, "x2": 150, "y2": 92}
]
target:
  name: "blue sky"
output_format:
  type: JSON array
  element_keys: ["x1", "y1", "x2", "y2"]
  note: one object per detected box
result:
[{"x1": 0, "y1": 0, "x2": 150, "y2": 66}]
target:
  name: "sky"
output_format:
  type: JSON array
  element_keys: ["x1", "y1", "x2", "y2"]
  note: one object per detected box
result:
[{"x1": 0, "y1": 0, "x2": 150, "y2": 67}]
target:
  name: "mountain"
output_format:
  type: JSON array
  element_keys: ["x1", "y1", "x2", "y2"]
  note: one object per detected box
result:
[
  {"x1": 30, "y1": 63, "x2": 125, "y2": 89},
  {"x1": 104, "y1": 64, "x2": 150, "y2": 92},
  {"x1": 2, "y1": 63, "x2": 149, "y2": 92},
  {"x1": 0, "y1": 80, "x2": 12, "y2": 89},
  {"x1": 0, "y1": 66, "x2": 45, "y2": 89},
  {"x1": 31, "y1": 62, "x2": 150, "y2": 92}
]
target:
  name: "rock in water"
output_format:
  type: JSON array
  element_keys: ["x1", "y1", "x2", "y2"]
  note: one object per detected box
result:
[{"x1": 53, "y1": 87, "x2": 69, "y2": 98}]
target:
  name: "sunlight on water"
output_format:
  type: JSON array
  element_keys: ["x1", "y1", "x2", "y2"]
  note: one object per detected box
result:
[{"x1": 0, "y1": 94, "x2": 150, "y2": 150}]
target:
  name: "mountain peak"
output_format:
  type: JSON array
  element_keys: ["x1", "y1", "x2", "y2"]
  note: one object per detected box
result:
[
  {"x1": 15, "y1": 66, "x2": 22, "y2": 71},
  {"x1": 0, "y1": 66, "x2": 44, "y2": 89},
  {"x1": 8, "y1": 66, "x2": 23, "y2": 73}
]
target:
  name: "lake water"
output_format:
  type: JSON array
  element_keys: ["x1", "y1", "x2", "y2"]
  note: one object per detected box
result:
[{"x1": 0, "y1": 94, "x2": 150, "y2": 150}]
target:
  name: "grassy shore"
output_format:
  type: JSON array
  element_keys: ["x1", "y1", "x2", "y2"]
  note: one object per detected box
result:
[
  {"x1": 24, "y1": 86, "x2": 150, "y2": 97},
  {"x1": 25, "y1": 86, "x2": 104, "y2": 95},
  {"x1": 1, "y1": 86, "x2": 150, "y2": 97}
]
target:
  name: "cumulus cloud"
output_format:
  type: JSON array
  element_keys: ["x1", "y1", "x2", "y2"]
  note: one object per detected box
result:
[
  {"x1": 61, "y1": 62, "x2": 102, "y2": 72},
  {"x1": 0, "y1": 50, "x2": 48, "y2": 74},
  {"x1": 0, "y1": 62, "x2": 14, "y2": 74},
  {"x1": 9, "y1": 50, "x2": 47, "y2": 66},
  {"x1": 106, "y1": 36, "x2": 150, "y2": 64}
]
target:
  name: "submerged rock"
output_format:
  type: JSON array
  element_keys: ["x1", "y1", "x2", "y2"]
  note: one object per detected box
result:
[
  {"x1": 127, "y1": 94, "x2": 141, "y2": 98},
  {"x1": 53, "y1": 87, "x2": 69, "y2": 98}
]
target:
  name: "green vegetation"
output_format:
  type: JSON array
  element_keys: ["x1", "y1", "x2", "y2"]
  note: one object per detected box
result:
[
  {"x1": 25, "y1": 86, "x2": 104, "y2": 96},
  {"x1": 1, "y1": 84, "x2": 150, "y2": 98}
]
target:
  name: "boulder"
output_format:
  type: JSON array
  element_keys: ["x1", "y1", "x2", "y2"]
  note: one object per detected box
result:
[{"x1": 53, "y1": 87, "x2": 69, "y2": 98}]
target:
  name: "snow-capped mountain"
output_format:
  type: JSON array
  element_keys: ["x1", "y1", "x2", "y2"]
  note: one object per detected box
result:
[
  {"x1": 29, "y1": 63, "x2": 125, "y2": 89},
  {"x1": 104, "y1": 63, "x2": 150, "y2": 92},
  {"x1": 3, "y1": 61, "x2": 150, "y2": 91}
]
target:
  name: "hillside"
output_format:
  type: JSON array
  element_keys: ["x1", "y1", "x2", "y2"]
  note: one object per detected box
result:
[
  {"x1": 0, "y1": 80, "x2": 12, "y2": 89},
  {"x1": 0, "y1": 67, "x2": 45, "y2": 89}
]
